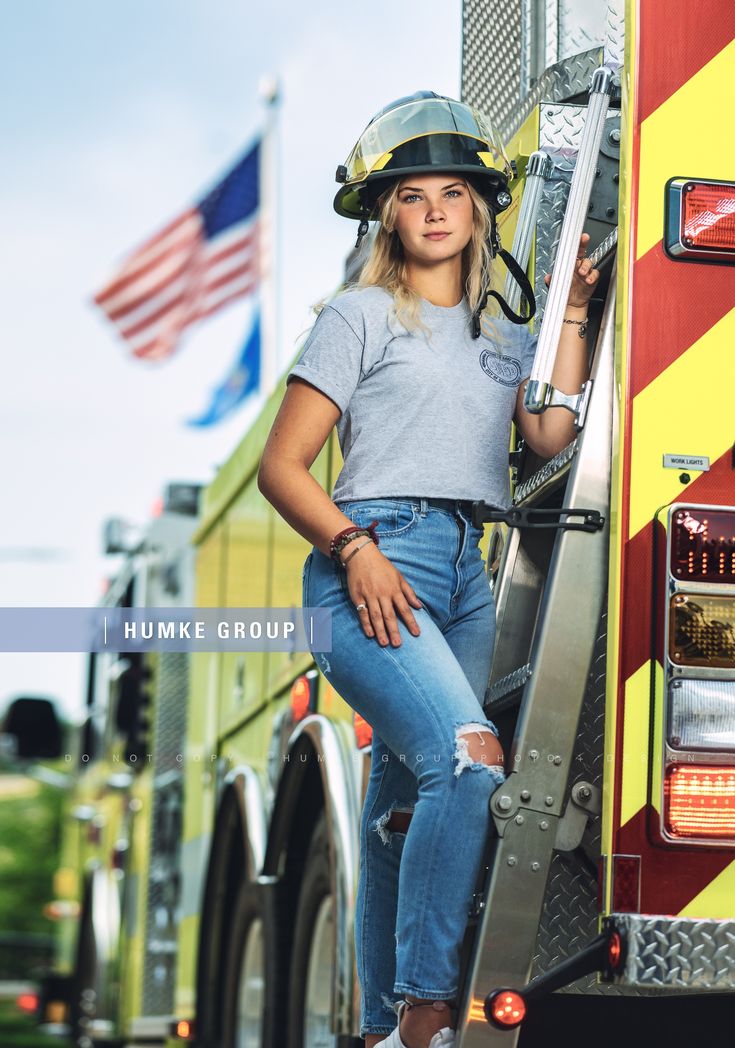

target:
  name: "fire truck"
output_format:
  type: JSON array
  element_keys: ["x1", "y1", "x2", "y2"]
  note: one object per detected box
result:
[
  {"x1": 1, "y1": 483, "x2": 203, "y2": 1044},
  {"x1": 8, "y1": 1, "x2": 735, "y2": 1046}
]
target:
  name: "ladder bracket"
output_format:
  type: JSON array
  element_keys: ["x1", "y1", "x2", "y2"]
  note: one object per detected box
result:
[
  {"x1": 551, "y1": 377, "x2": 593, "y2": 431},
  {"x1": 524, "y1": 378, "x2": 594, "y2": 430},
  {"x1": 474, "y1": 505, "x2": 605, "y2": 533},
  {"x1": 555, "y1": 781, "x2": 601, "y2": 851}
]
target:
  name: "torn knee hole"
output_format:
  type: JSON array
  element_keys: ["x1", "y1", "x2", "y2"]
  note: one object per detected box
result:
[
  {"x1": 454, "y1": 723, "x2": 504, "y2": 776},
  {"x1": 373, "y1": 805, "x2": 414, "y2": 843},
  {"x1": 387, "y1": 810, "x2": 413, "y2": 834}
]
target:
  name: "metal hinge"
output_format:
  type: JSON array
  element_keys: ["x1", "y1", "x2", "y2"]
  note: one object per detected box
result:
[{"x1": 555, "y1": 781, "x2": 602, "y2": 851}]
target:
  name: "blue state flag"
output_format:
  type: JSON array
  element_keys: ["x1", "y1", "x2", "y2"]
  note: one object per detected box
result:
[{"x1": 186, "y1": 310, "x2": 261, "y2": 426}]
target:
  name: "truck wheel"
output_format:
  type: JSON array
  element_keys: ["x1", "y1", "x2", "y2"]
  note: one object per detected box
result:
[
  {"x1": 221, "y1": 878, "x2": 276, "y2": 1048},
  {"x1": 287, "y1": 812, "x2": 338, "y2": 1048}
]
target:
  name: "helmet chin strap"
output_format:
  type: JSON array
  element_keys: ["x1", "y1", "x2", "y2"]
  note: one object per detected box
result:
[
  {"x1": 355, "y1": 217, "x2": 370, "y2": 250},
  {"x1": 470, "y1": 211, "x2": 536, "y2": 338}
]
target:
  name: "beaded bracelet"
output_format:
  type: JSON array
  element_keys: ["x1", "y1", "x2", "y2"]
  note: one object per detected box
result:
[{"x1": 329, "y1": 520, "x2": 380, "y2": 562}]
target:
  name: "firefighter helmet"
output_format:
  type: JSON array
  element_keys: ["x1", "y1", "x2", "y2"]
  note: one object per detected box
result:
[{"x1": 333, "y1": 90, "x2": 514, "y2": 222}]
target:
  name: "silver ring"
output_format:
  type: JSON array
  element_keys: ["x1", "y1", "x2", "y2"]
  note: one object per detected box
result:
[{"x1": 355, "y1": 603, "x2": 367, "y2": 612}]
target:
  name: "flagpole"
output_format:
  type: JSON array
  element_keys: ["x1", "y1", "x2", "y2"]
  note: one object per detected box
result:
[{"x1": 258, "y1": 75, "x2": 281, "y2": 399}]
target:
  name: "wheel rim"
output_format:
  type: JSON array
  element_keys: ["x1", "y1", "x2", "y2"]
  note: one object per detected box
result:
[
  {"x1": 303, "y1": 894, "x2": 337, "y2": 1048},
  {"x1": 235, "y1": 916, "x2": 265, "y2": 1048}
]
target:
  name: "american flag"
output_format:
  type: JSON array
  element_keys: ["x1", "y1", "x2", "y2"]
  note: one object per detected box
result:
[{"x1": 94, "y1": 139, "x2": 261, "y2": 361}]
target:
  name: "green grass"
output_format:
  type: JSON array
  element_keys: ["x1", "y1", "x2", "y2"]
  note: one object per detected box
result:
[{"x1": 0, "y1": 998, "x2": 73, "y2": 1047}]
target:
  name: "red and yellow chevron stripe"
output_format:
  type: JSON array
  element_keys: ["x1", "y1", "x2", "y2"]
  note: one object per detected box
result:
[{"x1": 602, "y1": 0, "x2": 735, "y2": 917}]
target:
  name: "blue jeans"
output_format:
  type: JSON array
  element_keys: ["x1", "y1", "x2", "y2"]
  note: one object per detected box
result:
[{"x1": 301, "y1": 496, "x2": 506, "y2": 1037}]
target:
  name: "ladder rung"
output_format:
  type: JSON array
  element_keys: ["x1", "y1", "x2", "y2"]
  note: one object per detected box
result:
[
  {"x1": 513, "y1": 439, "x2": 578, "y2": 505},
  {"x1": 487, "y1": 663, "x2": 532, "y2": 705}
]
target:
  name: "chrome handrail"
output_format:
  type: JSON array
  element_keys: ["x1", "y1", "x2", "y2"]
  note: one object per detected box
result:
[{"x1": 524, "y1": 65, "x2": 615, "y2": 423}]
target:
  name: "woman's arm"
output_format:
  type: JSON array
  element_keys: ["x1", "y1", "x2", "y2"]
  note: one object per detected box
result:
[
  {"x1": 514, "y1": 232, "x2": 600, "y2": 459},
  {"x1": 258, "y1": 376, "x2": 424, "y2": 647},
  {"x1": 257, "y1": 378, "x2": 368, "y2": 561},
  {"x1": 515, "y1": 300, "x2": 590, "y2": 458}
]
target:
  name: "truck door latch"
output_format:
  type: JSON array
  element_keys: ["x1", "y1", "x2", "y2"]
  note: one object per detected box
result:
[{"x1": 474, "y1": 505, "x2": 605, "y2": 533}]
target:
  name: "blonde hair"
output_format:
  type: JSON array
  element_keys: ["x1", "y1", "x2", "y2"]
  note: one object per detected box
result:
[{"x1": 306, "y1": 174, "x2": 510, "y2": 348}]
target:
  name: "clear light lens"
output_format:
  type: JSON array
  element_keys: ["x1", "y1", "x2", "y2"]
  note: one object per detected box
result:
[{"x1": 668, "y1": 679, "x2": 735, "y2": 751}]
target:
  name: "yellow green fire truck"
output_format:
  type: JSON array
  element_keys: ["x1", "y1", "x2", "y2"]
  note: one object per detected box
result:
[{"x1": 6, "y1": 1, "x2": 735, "y2": 1046}]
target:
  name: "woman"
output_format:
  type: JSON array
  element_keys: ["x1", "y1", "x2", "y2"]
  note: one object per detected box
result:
[{"x1": 258, "y1": 92, "x2": 599, "y2": 1048}]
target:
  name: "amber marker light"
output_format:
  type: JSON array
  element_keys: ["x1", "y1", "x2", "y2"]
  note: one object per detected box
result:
[
  {"x1": 485, "y1": 988, "x2": 526, "y2": 1029},
  {"x1": 169, "y1": 1018, "x2": 196, "y2": 1040},
  {"x1": 670, "y1": 593, "x2": 735, "y2": 668},
  {"x1": 290, "y1": 675, "x2": 311, "y2": 721},
  {"x1": 664, "y1": 765, "x2": 735, "y2": 839},
  {"x1": 353, "y1": 711, "x2": 373, "y2": 749}
]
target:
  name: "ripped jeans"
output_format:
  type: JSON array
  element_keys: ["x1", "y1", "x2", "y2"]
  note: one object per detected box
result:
[{"x1": 301, "y1": 496, "x2": 506, "y2": 1037}]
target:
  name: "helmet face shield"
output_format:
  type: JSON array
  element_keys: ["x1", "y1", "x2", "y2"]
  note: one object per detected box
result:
[
  {"x1": 343, "y1": 98, "x2": 508, "y2": 183},
  {"x1": 334, "y1": 95, "x2": 513, "y2": 219}
]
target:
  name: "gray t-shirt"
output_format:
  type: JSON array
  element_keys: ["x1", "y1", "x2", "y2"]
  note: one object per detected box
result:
[{"x1": 285, "y1": 285, "x2": 537, "y2": 508}]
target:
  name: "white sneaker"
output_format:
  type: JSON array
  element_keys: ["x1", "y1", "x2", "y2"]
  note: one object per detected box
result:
[{"x1": 379, "y1": 999, "x2": 456, "y2": 1048}]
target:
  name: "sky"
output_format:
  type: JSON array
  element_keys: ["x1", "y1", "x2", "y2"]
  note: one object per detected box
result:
[{"x1": 0, "y1": 1, "x2": 462, "y2": 725}]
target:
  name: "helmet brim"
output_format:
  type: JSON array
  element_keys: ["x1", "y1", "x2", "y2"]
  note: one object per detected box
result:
[{"x1": 333, "y1": 165, "x2": 511, "y2": 220}]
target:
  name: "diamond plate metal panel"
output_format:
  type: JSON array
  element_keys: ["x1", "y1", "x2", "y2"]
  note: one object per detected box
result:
[
  {"x1": 530, "y1": 103, "x2": 619, "y2": 321},
  {"x1": 514, "y1": 439, "x2": 578, "y2": 504},
  {"x1": 604, "y1": 0, "x2": 625, "y2": 68},
  {"x1": 462, "y1": 0, "x2": 522, "y2": 136},
  {"x1": 559, "y1": 0, "x2": 608, "y2": 61},
  {"x1": 462, "y1": 1, "x2": 611, "y2": 142},
  {"x1": 544, "y1": 0, "x2": 559, "y2": 70},
  {"x1": 142, "y1": 652, "x2": 190, "y2": 1016},
  {"x1": 528, "y1": 612, "x2": 673, "y2": 998},
  {"x1": 529, "y1": 609, "x2": 611, "y2": 994},
  {"x1": 612, "y1": 914, "x2": 735, "y2": 990}
]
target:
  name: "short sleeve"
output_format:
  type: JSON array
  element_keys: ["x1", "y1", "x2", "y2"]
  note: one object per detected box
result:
[
  {"x1": 285, "y1": 304, "x2": 364, "y2": 414},
  {"x1": 519, "y1": 323, "x2": 538, "y2": 381}
]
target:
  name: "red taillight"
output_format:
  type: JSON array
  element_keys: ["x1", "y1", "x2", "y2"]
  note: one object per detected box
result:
[
  {"x1": 290, "y1": 676, "x2": 312, "y2": 721},
  {"x1": 353, "y1": 712, "x2": 373, "y2": 749},
  {"x1": 683, "y1": 182, "x2": 735, "y2": 249},
  {"x1": 607, "y1": 930, "x2": 623, "y2": 971},
  {"x1": 664, "y1": 765, "x2": 735, "y2": 839},
  {"x1": 16, "y1": 992, "x2": 38, "y2": 1014},
  {"x1": 486, "y1": 989, "x2": 526, "y2": 1028},
  {"x1": 670, "y1": 508, "x2": 735, "y2": 583},
  {"x1": 665, "y1": 177, "x2": 735, "y2": 262}
]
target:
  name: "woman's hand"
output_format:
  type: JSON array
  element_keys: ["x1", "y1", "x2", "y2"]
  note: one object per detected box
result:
[
  {"x1": 341, "y1": 541, "x2": 423, "y2": 647},
  {"x1": 543, "y1": 231, "x2": 600, "y2": 306}
]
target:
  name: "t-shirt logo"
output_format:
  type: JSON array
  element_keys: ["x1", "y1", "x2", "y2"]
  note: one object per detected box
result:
[{"x1": 479, "y1": 350, "x2": 522, "y2": 387}]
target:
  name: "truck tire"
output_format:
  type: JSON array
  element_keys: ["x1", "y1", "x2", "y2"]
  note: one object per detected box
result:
[
  {"x1": 221, "y1": 877, "x2": 277, "y2": 1048},
  {"x1": 286, "y1": 811, "x2": 339, "y2": 1048}
]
